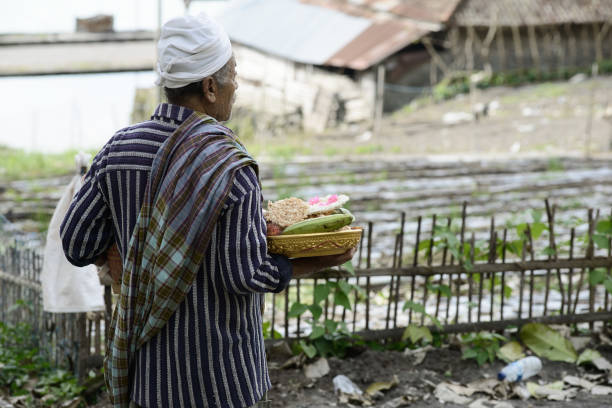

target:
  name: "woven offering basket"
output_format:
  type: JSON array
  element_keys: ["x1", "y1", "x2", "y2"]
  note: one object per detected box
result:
[{"x1": 267, "y1": 227, "x2": 362, "y2": 258}]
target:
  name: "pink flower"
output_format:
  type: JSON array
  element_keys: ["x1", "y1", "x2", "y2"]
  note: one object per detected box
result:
[
  {"x1": 308, "y1": 196, "x2": 320, "y2": 205},
  {"x1": 326, "y1": 194, "x2": 338, "y2": 204}
]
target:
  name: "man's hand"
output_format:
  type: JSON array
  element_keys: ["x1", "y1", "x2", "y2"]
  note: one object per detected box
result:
[
  {"x1": 290, "y1": 245, "x2": 357, "y2": 278},
  {"x1": 93, "y1": 253, "x2": 107, "y2": 267},
  {"x1": 106, "y1": 244, "x2": 122, "y2": 284}
]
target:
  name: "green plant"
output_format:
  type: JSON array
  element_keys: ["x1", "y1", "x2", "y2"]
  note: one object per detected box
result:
[
  {"x1": 289, "y1": 261, "x2": 365, "y2": 358},
  {"x1": 354, "y1": 144, "x2": 384, "y2": 155},
  {"x1": 402, "y1": 60, "x2": 612, "y2": 107},
  {"x1": 0, "y1": 301, "x2": 86, "y2": 405},
  {"x1": 589, "y1": 217, "x2": 612, "y2": 295},
  {"x1": 402, "y1": 301, "x2": 442, "y2": 330},
  {"x1": 460, "y1": 331, "x2": 507, "y2": 366}
]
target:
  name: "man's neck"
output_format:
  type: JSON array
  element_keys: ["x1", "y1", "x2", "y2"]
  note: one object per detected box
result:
[{"x1": 175, "y1": 98, "x2": 217, "y2": 120}]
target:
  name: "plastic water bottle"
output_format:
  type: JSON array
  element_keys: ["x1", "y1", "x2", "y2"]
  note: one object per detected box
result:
[{"x1": 497, "y1": 356, "x2": 542, "y2": 382}]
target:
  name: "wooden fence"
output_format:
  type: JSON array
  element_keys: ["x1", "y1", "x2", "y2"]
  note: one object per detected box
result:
[
  {"x1": 265, "y1": 201, "x2": 612, "y2": 341},
  {"x1": 0, "y1": 245, "x2": 111, "y2": 379},
  {"x1": 1, "y1": 201, "x2": 611, "y2": 377}
]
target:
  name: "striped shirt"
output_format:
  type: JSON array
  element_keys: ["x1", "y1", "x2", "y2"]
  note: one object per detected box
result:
[{"x1": 60, "y1": 103, "x2": 292, "y2": 407}]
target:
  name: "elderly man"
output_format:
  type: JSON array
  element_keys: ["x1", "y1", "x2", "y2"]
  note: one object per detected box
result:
[{"x1": 60, "y1": 13, "x2": 355, "y2": 408}]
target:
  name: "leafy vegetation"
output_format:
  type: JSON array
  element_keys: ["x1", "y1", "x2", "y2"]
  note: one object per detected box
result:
[
  {"x1": 288, "y1": 262, "x2": 367, "y2": 359},
  {"x1": 460, "y1": 331, "x2": 507, "y2": 366},
  {"x1": 428, "y1": 60, "x2": 612, "y2": 103},
  {"x1": 0, "y1": 301, "x2": 86, "y2": 406}
]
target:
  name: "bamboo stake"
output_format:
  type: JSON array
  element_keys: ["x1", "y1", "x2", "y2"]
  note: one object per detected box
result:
[
  {"x1": 421, "y1": 214, "x2": 437, "y2": 325},
  {"x1": 410, "y1": 217, "x2": 422, "y2": 324},
  {"x1": 365, "y1": 221, "x2": 373, "y2": 330},
  {"x1": 393, "y1": 212, "x2": 406, "y2": 327}
]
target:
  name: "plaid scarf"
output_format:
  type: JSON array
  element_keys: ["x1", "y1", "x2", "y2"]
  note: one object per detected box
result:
[{"x1": 104, "y1": 112, "x2": 257, "y2": 407}]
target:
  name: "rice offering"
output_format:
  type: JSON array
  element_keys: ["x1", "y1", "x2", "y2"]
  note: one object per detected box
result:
[{"x1": 264, "y1": 197, "x2": 309, "y2": 228}]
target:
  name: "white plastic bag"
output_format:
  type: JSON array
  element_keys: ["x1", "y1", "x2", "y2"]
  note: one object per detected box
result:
[{"x1": 41, "y1": 174, "x2": 105, "y2": 313}]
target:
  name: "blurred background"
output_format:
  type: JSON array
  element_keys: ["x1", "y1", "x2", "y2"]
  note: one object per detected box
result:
[
  {"x1": 1, "y1": 0, "x2": 611, "y2": 244},
  {"x1": 1, "y1": 3, "x2": 612, "y2": 407}
]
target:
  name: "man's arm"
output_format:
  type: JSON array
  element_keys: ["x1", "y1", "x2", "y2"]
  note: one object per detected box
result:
[
  {"x1": 60, "y1": 153, "x2": 114, "y2": 267},
  {"x1": 290, "y1": 247, "x2": 356, "y2": 278},
  {"x1": 216, "y1": 167, "x2": 293, "y2": 294},
  {"x1": 216, "y1": 166, "x2": 356, "y2": 294}
]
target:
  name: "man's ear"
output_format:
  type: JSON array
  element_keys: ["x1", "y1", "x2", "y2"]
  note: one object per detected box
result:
[{"x1": 201, "y1": 77, "x2": 217, "y2": 103}]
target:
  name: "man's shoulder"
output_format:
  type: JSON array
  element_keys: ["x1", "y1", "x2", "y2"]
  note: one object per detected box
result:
[
  {"x1": 111, "y1": 118, "x2": 178, "y2": 143},
  {"x1": 225, "y1": 165, "x2": 260, "y2": 206},
  {"x1": 91, "y1": 119, "x2": 179, "y2": 173}
]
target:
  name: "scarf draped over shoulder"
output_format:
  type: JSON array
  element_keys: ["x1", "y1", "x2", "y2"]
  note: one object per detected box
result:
[{"x1": 104, "y1": 111, "x2": 257, "y2": 407}]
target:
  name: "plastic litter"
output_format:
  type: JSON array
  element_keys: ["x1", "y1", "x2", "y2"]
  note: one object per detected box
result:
[
  {"x1": 498, "y1": 356, "x2": 542, "y2": 382},
  {"x1": 333, "y1": 375, "x2": 362, "y2": 395}
]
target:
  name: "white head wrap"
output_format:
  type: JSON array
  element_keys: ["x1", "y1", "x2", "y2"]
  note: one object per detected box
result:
[{"x1": 155, "y1": 13, "x2": 232, "y2": 89}]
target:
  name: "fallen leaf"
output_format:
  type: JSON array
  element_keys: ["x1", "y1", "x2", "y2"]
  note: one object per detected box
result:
[
  {"x1": 577, "y1": 349, "x2": 612, "y2": 371},
  {"x1": 593, "y1": 357, "x2": 612, "y2": 372},
  {"x1": 446, "y1": 382, "x2": 479, "y2": 397},
  {"x1": 496, "y1": 341, "x2": 525, "y2": 363},
  {"x1": 365, "y1": 375, "x2": 399, "y2": 397},
  {"x1": 280, "y1": 353, "x2": 306, "y2": 369},
  {"x1": 511, "y1": 383, "x2": 531, "y2": 400},
  {"x1": 577, "y1": 349, "x2": 601, "y2": 365},
  {"x1": 267, "y1": 340, "x2": 293, "y2": 359},
  {"x1": 520, "y1": 323, "x2": 577, "y2": 363},
  {"x1": 378, "y1": 396, "x2": 412, "y2": 408},
  {"x1": 584, "y1": 373, "x2": 606, "y2": 382},
  {"x1": 563, "y1": 375, "x2": 595, "y2": 390},
  {"x1": 403, "y1": 345, "x2": 434, "y2": 365},
  {"x1": 569, "y1": 336, "x2": 591, "y2": 352},
  {"x1": 61, "y1": 397, "x2": 85, "y2": 408},
  {"x1": 466, "y1": 378, "x2": 502, "y2": 397},
  {"x1": 591, "y1": 385, "x2": 612, "y2": 395},
  {"x1": 303, "y1": 357, "x2": 330, "y2": 379},
  {"x1": 599, "y1": 333, "x2": 612, "y2": 346},
  {"x1": 8, "y1": 396, "x2": 27, "y2": 406},
  {"x1": 526, "y1": 381, "x2": 576, "y2": 401},
  {"x1": 468, "y1": 397, "x2": 492, "y2": 408},
  {"x1": 434, "y1": 383, "x2": 473, "y2": 404}
]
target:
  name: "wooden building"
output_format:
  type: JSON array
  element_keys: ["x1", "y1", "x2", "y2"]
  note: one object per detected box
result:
[{"x1": 218, "y1": 0, "x2": 612, "y2": 131}]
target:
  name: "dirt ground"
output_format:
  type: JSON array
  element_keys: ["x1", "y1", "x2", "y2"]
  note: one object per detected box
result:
[
  {"x1": 267, "y1": 342, "x2": 612, "y2": 408},
  {"x1": 251, "y1": 76, "x2": 612, "y2": 160}
]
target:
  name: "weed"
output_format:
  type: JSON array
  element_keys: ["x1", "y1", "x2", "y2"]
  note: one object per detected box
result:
[
  {"x1": 0, "y1": 146, "x2": 97, "y2": 182},
  {"x1": 460, "y1": 331, "x2": 507, "y2": 366},
  {"x1": 324, "y1": 147, "x2": 340, "y2": 157},
  {"x1": 546, "y1": 158, "x2": 565, "y2": 172},
  {"x1": 289, "y1": 262, "x2": 366, "y2": 358},
  {"x1": 354, "y1": 144, "x2": 384, "y2": 155},
  {"x1": 0, "y1": 301, "x2": 86, "y2": 405}
]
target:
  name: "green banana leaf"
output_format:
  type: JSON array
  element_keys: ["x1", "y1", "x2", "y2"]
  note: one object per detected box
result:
[{"x1": 520, "y1": 323, "x2": 577, "y2": 363}]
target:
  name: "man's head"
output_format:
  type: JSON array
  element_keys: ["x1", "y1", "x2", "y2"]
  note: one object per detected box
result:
[{"x1": 156, "y1": 14, "x2": 237, "y2": 121}]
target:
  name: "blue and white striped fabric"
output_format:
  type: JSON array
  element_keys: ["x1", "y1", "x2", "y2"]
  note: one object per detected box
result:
[{"x1": 60, "y1": 103, "x2": 292, "y2": 407}]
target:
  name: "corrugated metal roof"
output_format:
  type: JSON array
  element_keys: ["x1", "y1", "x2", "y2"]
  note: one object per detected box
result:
[
  {"x1": 218, "y1": 0, "x2": 371, "y2": 65},
  {"x1": 219, "y1": 0, "x2": 433, "y2": 70},
  {"x1": 299, "y1": 0, "x2": 461, "y2": 23},
  {"x1": 392, "y1": 0, "x2": 462, "y2": 23},
  {"x1": 326, "y1": 20, "x2": 428, "y2": 70},
  {"x1": 451, "y1": 0, "x2": 612, "y2": 26}
]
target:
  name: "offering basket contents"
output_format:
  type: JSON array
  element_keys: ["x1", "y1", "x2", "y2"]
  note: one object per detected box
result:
[{"x1": 264, "y1": 195, "x2": 362, "y2": 258}]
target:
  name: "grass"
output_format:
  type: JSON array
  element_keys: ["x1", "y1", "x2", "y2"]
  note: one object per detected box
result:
[
  {"x1": 0, "y1": 146, "x2": 97, "y2": 182},
  {"x1": 354, "y1": 144, "x2": 384, "y2": 155}
]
